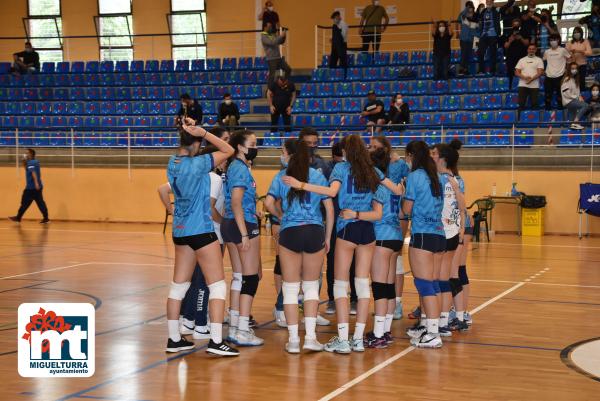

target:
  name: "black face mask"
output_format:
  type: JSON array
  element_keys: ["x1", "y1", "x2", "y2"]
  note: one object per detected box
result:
[
  {"x1": 215, "y1": 167, "x2": 224, "y2": 176},
  {"x1": 309, "y1": 146, "x2": 317, "y2": 157},
  {"x1": 371, "y1": 148, "x2": 388, "y2": 172},
  {"x1": 244, "y1": 147, "x2": 258, "y2": 161}
]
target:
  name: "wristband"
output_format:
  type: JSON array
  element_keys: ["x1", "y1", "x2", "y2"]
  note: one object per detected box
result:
[
  {"x1": 241, "y1": 234, "x2": 249, "y2": 238},
  {"x1": 300, "y1": 182, "x2": 306, "y2": 190}
]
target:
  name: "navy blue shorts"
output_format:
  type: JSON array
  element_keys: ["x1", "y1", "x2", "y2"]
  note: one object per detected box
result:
[
  {"x1": 220, "y1": 218, "x2": 259, "y2": 244},
  {"x1": 173, "y1": 232, "x2": 218, "y2": 250},
  {"x1": 375, "y1": 239, "x2": 403, "y2": 252},
  {"x1": 445, "y1": 234, "x2": 460, "y2": 252},
  {"x1": 337, "y1": 221, "x2": 375, "y2": 245},
  {"x1": 464, "y1": 226, "x2": 473, "y2": 236},
  {"x1": 409, "y1": 233, "x2": 446, "y2": 253},
  {"x1": 279, "y1": 225, "x2": 325, "y2": 254}
]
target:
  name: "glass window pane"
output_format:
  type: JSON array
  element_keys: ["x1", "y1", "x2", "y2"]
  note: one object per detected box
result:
[
  {"x1": 171, "y1": 13, "x2": 206, "y2": 45},
  {"x1": 101, "y1": 48, "x2": 133, "y2": 61},
  {"x1": 99, "y1": 16, "x2": 133, "y2": 46},
  {"x1": 29, "y1": 18, "x2": 62, "y2": 48},
  {"x1": 99, "y1": 0, "x2": 131, "y2": 14},
  {"x1": 172, "y1": 0, "x2": 205, "y2": 11},
  {"x1": 29, "y1": 0, "x2": 60, "y2": 16},
  {"x1": 173, "y1": 46, "x2": 206, "y2": 60},
  {"x1": 563, "y1": 0, "x2": 591, "y2": 19},
  {"x1": 37, "y1": 50, "x2": 63, "y2": 63}
]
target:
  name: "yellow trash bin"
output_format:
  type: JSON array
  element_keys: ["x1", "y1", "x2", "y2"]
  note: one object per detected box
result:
[{"x1": 522, "y1": 208, "x2": 544, "y2": 236}]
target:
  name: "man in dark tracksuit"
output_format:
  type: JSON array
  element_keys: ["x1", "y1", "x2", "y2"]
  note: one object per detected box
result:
[{"x1": 10, "y1": 148, "x2": 49, "y2": 224}]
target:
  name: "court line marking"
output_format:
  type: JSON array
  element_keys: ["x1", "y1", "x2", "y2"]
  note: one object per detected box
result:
[
  {"x1": 0, "y1": 262, "x2": 173, "y2": 280},
  {"x1": 317, "y1": 281, "x2": 525, "y2": 401},
  {"x1": 0, "y1": 227, "x2": 166, "y2": 236},
  {"x1": 487, "y1": 241, "x2": 600, "y2": 250}
]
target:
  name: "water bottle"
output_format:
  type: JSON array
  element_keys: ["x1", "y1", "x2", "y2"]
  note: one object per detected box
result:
[
  {"x1": 492, "y1": 182, "x2": 497, "y2": 196},
  {"x1": 265, "y1": 215, "x2": 272, "y2": 236}
]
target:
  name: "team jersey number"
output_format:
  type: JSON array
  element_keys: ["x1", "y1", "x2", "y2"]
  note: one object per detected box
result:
[
  {"x1": 346, "y1": 175, "x2": 369, "y2": 194},
  {"x1": 390, "y1": 195, "x2": 401, "y2": 215}
]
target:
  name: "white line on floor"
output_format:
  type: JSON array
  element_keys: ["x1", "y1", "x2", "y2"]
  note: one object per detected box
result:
[{"x1": 0, "y1": 261, "x2": 172, "y2": 280}]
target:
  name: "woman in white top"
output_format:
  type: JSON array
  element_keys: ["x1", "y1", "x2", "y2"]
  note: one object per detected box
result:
[{"x1": 561, "y1": 62, "x2": 590, "y2": 130}]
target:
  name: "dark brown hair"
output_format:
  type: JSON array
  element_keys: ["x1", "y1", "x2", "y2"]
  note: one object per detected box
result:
[
  {"x1": 411, "y1": 140, "x2": 441, "y2": 197},
  {"x1": 370, "y1": 136, "x2": 392, "y2": 175},
  {"x1": 342, "y1": 134, "x2": 380, "y2": 193},
  {"x1": 285, "y1": 139, "x2": 310, "y2": 204}
]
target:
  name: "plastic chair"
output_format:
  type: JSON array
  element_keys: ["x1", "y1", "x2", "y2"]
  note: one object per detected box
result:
[{"x1": 468, "y1": 198, "x2": 495, "y2": 242}]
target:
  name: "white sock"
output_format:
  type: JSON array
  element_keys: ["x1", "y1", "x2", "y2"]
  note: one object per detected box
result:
[
  {"x1": 384, "y1": 314, "x2": 393, "y2": 332},
  {"x1": 374, "y1": 316, "x2": 386, "y2": 338},
  {"x1": 210, "y1": 323, "x2": 222, "y2": 343},
  {"x1": 238, "y1": 315, "x2": 249, "y2": 332},
  {"x1": 456, "y1": 310, "x2": 465, "y2": 322},
  {"x1": 168, "y1": 320, "x2": 181, "y2": 342},
  {"x1": 420, "y1": 313, "x2": 427, "y2": 326},
  {"x1": 353, "y1": 322, "x2": 366, "y2": 340},
  {"x1": 304, "y1": 317, "x2": 317, "y2": 340},
  {"x1": 181, "y1": 318, "x2": 194, "y2": 329},
  {"x1": 288, "y1": 324, "x2": 300, "y2": 342},
  {"x1": 338, "y1": 322, "x2": 349, "y2": 341},
  {"x1": 395, "y1": 296, "x2": 402, "y2": 304},
  {"x1": 230, "y1": 309, "x2": 239, "y2": 328},
  {"x1": 440, "y1": 312, "x2": 449, "y2": 328},
  {"x1": 426, "y1": 318, "x2": 439, "y2": 334}
]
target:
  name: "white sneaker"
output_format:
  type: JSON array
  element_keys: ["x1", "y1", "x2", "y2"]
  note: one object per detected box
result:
[
  {"x1": 285, "y1": 339, "x2": 301, "y2": 354},
  {"x1": 180, "y1": 318, "x2": 194, "y2": 335},
  {"x1": 235, "y1": 328, "x2": 265, "y2": 346},
  {"x1": 193, "y1": 327, "x2": 211, "y2": 340},
  {"x1": 406, "y1": 324, "x2": 427, "y2": 339},
  {"x1": 323, "y1": 336, "x2": 351, "y2": 354},
  {"x1": 273, "y1": 308, "x2": 287, "y2": 328},
  {"x1": 316, "y1": 314, "x2": 331, "y2": 326},
  {"x1": 350, "y1": 338, "x2": 365, "y2": 352},
  {"x1": 303, "y1": 337, "x2": 324, "y2": 352},
  {"x1": 411, "y1": 332, "x2": 443, "y2": 349},
  {"x1": 570, "y1": 123, "x2": 584, "y2": 130}
]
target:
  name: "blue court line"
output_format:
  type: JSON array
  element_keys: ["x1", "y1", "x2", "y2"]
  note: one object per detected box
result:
[
  {"x1": 443, "y1": 339, "x2": 562, "y2": 352},
  {"x1": 53, "y1": 318, "x2": 278, "y2": 401},
  {"x1": 76, "y1": 395, "x2": 154, "y2": 401}
]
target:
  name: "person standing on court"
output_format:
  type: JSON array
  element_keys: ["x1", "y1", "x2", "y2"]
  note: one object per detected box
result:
[
  {"x1": 359, "y1": 0, "x2": 389, "y2": 54},
  {"x1": 261, "y1": 22, "x2": 291, "y2": 86},
  {"x1": 329, "y1": 11, "x2": 348, "y2": 71},
  {"x1": 477, "y1": 0, "x2": 501, "y2": 76},
  {"x1": 10, "y1": 148, "x2": 49, "y2": 224},
  {"x1": 268, "y1": 70, "x2": 296, "y2": 133}
]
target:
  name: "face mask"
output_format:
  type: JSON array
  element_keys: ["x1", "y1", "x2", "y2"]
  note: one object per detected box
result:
[
  {"x1": 396, "y1": 98, "x2": 403, "y2": 105},
  {"x1": 373, "y1": 1, "x2": 380, "y2": 5},
  {"x1": 225, "y1": 99, "x2": 232, "y2": 105},
  {"x1": 267, "y1": 6, "x2": 274, "y2": 11},
  {"x1": 308, "y1": 146, "x2": 317, "y2": 157},
  {"x1": 513, "y1": 25, "x2": 520, "y2": 31},
  {"x1": 280, "y1": 154, "x2": 288, "y2": 167},
  {"x1": 25, "y1": 48, "x2": 33, "y2": 53},
  {"x1": 439, "y1": 26, "x2": 446, "y2": 33},
  {"x1": 574, "y1": 33, "x2": 582, "y2": 40},
  {"x1": 245, "y1": 147, "x2": 258, "y2": 161},
  {"x1": 594, "y1": 90, "x2": 600, "y2": 97},
  {"x1": 550, "y1": 40, "x2": 558, "y2": 48},
  {"x1": 571, "y1": 69, "x2": 578, "y2": 75}
]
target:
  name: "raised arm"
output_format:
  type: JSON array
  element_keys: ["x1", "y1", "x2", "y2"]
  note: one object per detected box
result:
[
  {"x1": 157, "y1": 182, "x2": 173, "y2": 215},
  {"x1": 382, "y1": 177, "x2": 405, "y2": 196},
  {"x1": 282, "y1": 175, "x2": 341, "y2": 198},
  {"x1": 182, "y1": 124, "x2": 234, "y2": 166}
]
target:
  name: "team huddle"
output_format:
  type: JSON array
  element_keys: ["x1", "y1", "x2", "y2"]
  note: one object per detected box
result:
[{"x1": 161, "y1": 124, "x2": 473, "y2": 357}]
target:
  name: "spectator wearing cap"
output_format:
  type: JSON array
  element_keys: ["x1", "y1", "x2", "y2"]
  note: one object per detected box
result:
[
  {"x1": 261, "y1": 21, "x2": 291, "y2": 86},
  {"x1": 361, "y1": 90, "x2": 386, "y2": 132},
  {"x1": 12, "y1": 42, "x2": 39, "y2": 75},
  {"x1": 218, "y1": 93, "x2": 240, "y2": 128},
  {"x1": 267, "y1": 70, "x2": 296, "y2": 133},
  {"x1": 329, "y1": 11, "x2": 348, "y2": 71}
]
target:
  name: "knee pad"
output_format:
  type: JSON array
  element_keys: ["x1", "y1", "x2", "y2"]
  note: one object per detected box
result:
[
  {"x1": 439, "y1": 280, "x2": 451, "y2": 294},
  {"x1": 273, "y1": 255, "x2": 281, "y2": 275},
  {"x1": 386, "y1": 283, "x2": 396, "y2": 300},
  {"x1": 208, "y1": 280, "x2": 227, "y2": 301},
  {"x1": 396, "y1": 258, "x2": 405, "y2": 275},
  {"x1": 449, "y1": 278, "x2": 463, "y2": 297},
  {"x1": 413, "y1": 278, "x2": 436, "y2": 297},
  {"x1": 355, "y1": 277, "x2": 370, "y2": 299},
  {"x1": 433, "y1": 280, "x2": 441, "y2": 294},
  {"x1": 168, "y1": 281, "x2": 191, "y2": 301},
  {"x1": 302, "y1": 280, "x2": 320, "y2": 302},
  {"x1": 371, "y1": 281, "x2": 387, "y2": 301},
  {"x1": 459, "y1": 265, "x2": 469, "y2": 285},
  {"x1": 333, "y1": 279, "x2": 348, "y2": 300},
  {"x1": 282, "y1": 281, "x2": 301, "y2": 305},
  {"x1": 241, "y1": 274, "x2": 259, "y2": 296},
  {"x1": 231, "y1": 272, "x2": 242, "y2": 292}
]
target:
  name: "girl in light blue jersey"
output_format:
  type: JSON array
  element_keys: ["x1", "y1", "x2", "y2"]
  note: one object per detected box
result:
[
  {"x1": 265, "y1": 139, "x2": 334, "y2": 353},
  {"x1": 165, "y1": 125, "x2": 238, "y2": 357},
  {"x1": 283, "y1": 134, "x2": 403, "y2": 354}
]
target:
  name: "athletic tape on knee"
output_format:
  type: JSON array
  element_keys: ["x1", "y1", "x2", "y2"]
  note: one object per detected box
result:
[
  {"x1": 302, "y1": 280, "x2": 320, "y2": 302},
  {"x1": 449, "y1": 278, "x2": 463, "y2": 297},
  {"x1": 282, "y1": 281, "x2": 301, "y2": 305},
  {"x1": 413, "y1": 278, "x2": 436, "y2": 297},
  {"x1": 396, "y1": 258, "x2": 405, "y2": 275},
  {"x1": 231, "y1": 272, "x2": 242, "y2": 291},
  {"x1": 208, "y1": 280, "x2": 227, "y2": 300},
  {"x1": 439, "y1": 280, "x2": 452, "y2": 293},
  {"x1": 386, "y1": 283, "x2": 396, "y2": 300},
  {"x1": 433, "y1": 280, "x2": 441, "y2": 294},
  {"x1": 355, "y1": 277, "x2": 370, "y2": 299},
  {"x1": 168, "y1": 281, "x2": 191, "y2": 300},
  {"x1": 333, "y1": 279, "x2": 348, "y2": 300},
  {"x1": 241, "y1": 274, "x2": 259, "y2": 296},
  {"x1": 273, "y1": 255, "x2": 281, "y2": 275},
  {"x1": 458, "y1": 265, "x2": 469, "y2": 285},
  {"x1": 371, "y1": 282, "x2": 388, "y2": 301}
]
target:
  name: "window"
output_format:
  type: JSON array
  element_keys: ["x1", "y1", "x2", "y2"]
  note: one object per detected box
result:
[
  {"x1": 97, "y1": 0, "x2": 133, "y2": 61},
  {"x1": 27, "y1": 0, "x2": 63, "y2": 62},
  {"x1": 169, "y1": 0, "x2": 207, "y2": 60}
]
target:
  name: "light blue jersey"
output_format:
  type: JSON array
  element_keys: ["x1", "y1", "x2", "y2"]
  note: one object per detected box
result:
[
  {"x1": 268, "y1": 168, "x2": 329, "y2": 232},
  {"x1": 388, "y1": 159, "x2": 410, "y2": 185},
  {"x1": 456, "y1": 175, "x2": 472, "y2": 228},
  {"x1": 224, "y1": 158, "x2": 257, "y2": 224},
  {"x1": 404, "y1": 168, "x2": 444, "y2": 236},
  {"x1": 167, "y1": 153, "x2": 215, "y2": 238},
  {"x1": 374, "y1": 185, "x2": 403, "y2": 241},
  {"x1": 330, "y1": 161, "x2": 385, "y2": 231}
]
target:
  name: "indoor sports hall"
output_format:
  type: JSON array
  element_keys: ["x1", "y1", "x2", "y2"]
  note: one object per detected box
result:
[{"x1": 0, "y1": 1, "x2": 599, "y2": 400}]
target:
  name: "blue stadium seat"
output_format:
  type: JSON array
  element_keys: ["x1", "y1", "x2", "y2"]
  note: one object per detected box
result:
[
  {"x1": 55, "y1": 74, "x2": 70, "y2": 86},
  {"x1": 489, "y1": 129, "x2": 511, "y2": 146},
  {"x1": 442, "y1": 95, "x2": 461, "y2": 111},
  {"x1": 100, "y1": 87, "x2": 115, "y2": 100},
  {"x1": 406, "y1": 97, "x2": 422, "y2": 111},
  {"x1": 374, "y1": 81, "x2": 391, "y2": 95},
  {"x1": 422, "y1": 96, "x2": 440, "y2": 111},
  {"x1": 410, "y1": 51, "x2": 427, "y2": 64},
  {"x1": 98, "y1": 73, "x2": 115, "y2": 86},
  {"x1": 542, "y1": 110, "x2": 563, "y2": 122},
  {"x1": 132, "y1": 102, "x2": 149, "y2": 115},
  {"x1": 56, "y1": 61, "x2": 70, "y2": 73},
  {"x1": 254, "y1": 57, "x2": 267, "y2": 70},
  {"x1": 497, "y1": 110, "x2": 517, "y2": 124},
  {"x1": 463, "y1": 95, "x2": 482, "y2": 110},
  {"x1": 324, "y1": 98, "x2": 342, "y2": 113},
  {"x1": 238, "y1": 57, "x2": 253, "y2": 70},
  {"x1": 148, "y1": 101, "x2": 164, "y2": 115},
  {"x1": 115, "y1": 101, "x2": 132, "y2": 115},
  {"x1": 519, "y1": 110, "x2": 540, "y2": 123},
  {"x1": 246, "y1": 85, "x2": 261, "y2": 98},
  {"x1": 99, "y1": 61, "x2": 114, "y2": 73},
  {"x1": 455, "y1": 112, "x2": 473, "y2": 126},
  {"x1": 222, "y1": 58, "x2": 237, "y2": 70},
  {"x1": 21, "y1": 116, "x2": 36, "y2": 128},
  {"x1": 240, "y1": 71, "x2": 256, "y2": 83},
  {"x1": 100, "y1": 101, "x2": 115, "y2": 115},
  {"x1": 317, "y1": 83, "x2": 334, "y2": 97},
  {"x1": 71, "y1": 62, "x2": 84, "y2": 73},
  {"x1": 69, "y1": 74, "x2": 83, "y2": 87},
  {"x1": 483, "y1": 93, "x2": 503, "y2": 110},
  {"x1": 313, "y1": 114, "x2": 332, "y2": 127},
  {"x1": 347, "y1": 67, "x2": 362, "y2": 81},
  {"x1": 354, "y1": 82, "x2": 373, "y2": 96},
  {"x1": 312, "y1": 69, "x2": 327, "y2": 81},
  {"x1": 445, "y1": 130, "x2": 466, "y2": 144},
  {"x1": 23, "y1": 88, "x2": 39, "y2": 101},
  {"x1": 475, "y1": 111, "x2": 497, "y2": 125},
  {"x1": 66, "y1": 102, "x2": 83, "y2": 115},
  {"x1": 364, "y1": 67, "x2": 381, "y2": 81},
  {"x1": 392, "y1": 52, "x2": 409, "y2": 65},
  {"x1": 115, "y1": 87, "x2": 132, "y2": 100},
  {"x1": 101, "y1": 116, "x2": 116, "y2": 127},
  {"x1": 514, "y1": 129, "x2": 534, "y2": 146},
  {"x1": 42, "y1": 62, "x2": 55, "y2": 73},
  {"x1": 392, "y1": 81, "x2": 410, "y2": 94},
  {"x1": 423, "y1": 130, "x2": 441, "y2": 146},
  {"x1": 130, "y1": 60, "x2": 144, "y2": 72},
  {"x1": 52, "y1": 102, "x2": 67, "y2": 115},
  {"x1": 450, "y1": 49, "x2": 461, "y2": 63},
  {"x1": 195, "y1": 86, "x2": 212, "y2": 99},
  {"x1": 261, "y1": 132, "x2": 282, "y2": 148},
  {"x1": 295, "y1": 115, "x2": 313, "y2": 126},
  {"x1": 419, "y1": 65, "x2": 434, "y2": 79},
  {"x1": 165, "y1": 101, "x2": 179, "y2": 115},
  {"x1": 238, "y1": 100, "x2": 249, "y2": 114},
  {"x1": 115, "y1": 61, "x2": 129, "y2": 73},
  {"x1": 412, "y1": 113, "x2": 431, "y2": 126},
  {"x1": 430, "y1": 80, "x2": 449, "y2": 95},
  {"x1": 39, "y1": 75, "x2": 54, "y2": 87},
  {"x1": 504, "y1": 93, "x2": 519, "y2": 109},
  {"x1": 306, "y1": 99, "x2": 324, "y2": 113},
  {"x1": 175, "y1": 60, "x2": 189, "y2": 72},
  {"x1": 47, "y1": 131, "x2": 68, "y2": 147},
  {"x1": 144, "y1": 73, "x2": 160, "y2": 85},
  {"x1": 492, "y1": 77, "x2": 509, "y2": 92},
  {"x1": 191, "y1": 59, "x2": 205, "y2": 71},
  {"x1": 134, "y1": 116, "x2": 152, "y2": 127},
  {"x1": 150, "y1": 116, "x2": 167, "y2": 128},
  {"x1": 85, "y1": 61, "x2": 99, "y2": 73},
  {"x1": 343, "y1": 98, "x2": 362, "y2": 113},
  {"x1": 432, "y1": 112, "x2": 453, "y2": 125},
  {"x1": 8, "y1": 88, "x2": 23, "y2": 101},
  {"x1": 84, "y1": 101, "x2": 100, "y2": 115},
  {"x1": 83, "y1": 116, "x2": 100, "y2": 128},
  {"x1": 206, "y1": 58, "x2": 221, "y2": 71},
  {"x1": 468, "y1": 129, "x2": 488, "y2": 146},
  {"x1": 20, "y1": 103, "x2": 35, "y2": 115},
  {"x1": 583, "y1": 128, "x2": 600, "y2": 146},
  {"x1": 130, "y1": 87, "x2": 147, "y2": 100},
  {"x1": 374, "y1": 52, "x2": 391, "y2": 66},
  {"x1": 160, "y1": 60, "x2": 174, "y2": 72},
  {"x1": 321, "y1": 55, "x2": 330, "y2": 67},
  {"x1": 147, "y1": 87, "x2": 165, "y2": 100},
  {"x1": 409, "y1": 81, "x2": 428, "y2": 95},
  {"x1": 117, "y1": 116, "x2": 134, "y2": 127},
  {"x1": 68, "y1": 116, "x2": 83, "y2": 127},
  {"x1": 356, "y1": 53, "x2": 372, "y2": 66},
  {"x1": 336, "y1": 82, "x2": 353, "y2": 97},
  {"x1": 161, "y1": 72, "x2": 176, "y2": 86},
  {"x1": 145, "y1": 60, "x2": 159, "y2": 72},
  {"x1": 292, "y1": 99, "x2": 306, "y2": 113},
  {"x1": 22, "y1": 75, "x2": 39, "y2": 87},
  {"x1": 400, "y1": 130, "x2": 422, "y2": 145},
  {"x1": 470, "y1": 78, "x2": 490, "y2": 93}
]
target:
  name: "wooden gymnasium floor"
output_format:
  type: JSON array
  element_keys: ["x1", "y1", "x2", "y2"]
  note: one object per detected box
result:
[{"x1": 1, "y1": 221, "x2": 599, "y2": 401}]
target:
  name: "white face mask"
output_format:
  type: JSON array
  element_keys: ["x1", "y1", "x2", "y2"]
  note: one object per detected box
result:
[
  {"x1": 225, "y1": 99, "x2": 232, "y2": 105},
  {"x1": 396, "y1": 98, "x2": 403, "y2": 105},
  {"x1": 574, "y1": 33, "x2": 582, "y2": 40},
  {"x1": 593, "y1": 90, "x2": 599, "y2": 97},
  {"x1": 439, "y1": 26, "x2": 446, "y2": 33},
  {"x1": 373, "y1": 0, "x2": 380, "y2": 5},
  {"x1": 280, "y1": 154, "x2": 288, "y2": 167},
  {"x1": 571, "y1": 69, "x2": 578, "y2": 75},
  {"x1": 267, "y1": 6, "x2": 274, "y2": 11},
  {"x1": 550, "y1": 40, "x2": 559, "y2": 48}
]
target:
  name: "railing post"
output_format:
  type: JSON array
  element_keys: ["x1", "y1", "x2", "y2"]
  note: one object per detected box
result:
[
  {"x1": 241, "y1": 32, "x2": 245, "y2": 57},
  {"x1": 127, "y1": 128, "x2": 132, "y2": 181},
  {"x1": 322, "y1": 27, "x2": 325, "y2": 65},
  {"x1": 441, "y1": 124, "x2": 444, "y2": 143},
  {"x1": 511, "y1": 124, "x2": 515, "y2": 184},
  {"x1": 314, "y1": 25, "x2": 318, "y2": 69},
  {"x1": 591, "y1": 122, "x2": 595, "y2": 182},
  {"x1": 70, "y1": 127, "x2": 75, "y2": 177},
  {"x1": 15, "y1": 128, "x2": 19, "y2": 177}
]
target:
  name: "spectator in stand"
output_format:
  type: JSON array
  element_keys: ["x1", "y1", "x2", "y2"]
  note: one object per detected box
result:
[
  {"x1": 536, "y1": 8, "x2": 558, "y2": 53},
  {"x1": 515, "y1": 43, "x2": 544, "y2": 113},
  {"x1": 268, "y1": 70, "x2": 296, "y2": 133},
  {"x1": 176, "y1": 93, "x2": 203, "y2": 127},
  {"x1": 520, "y1": 0, "x2": 541, "y2": 45},
  {"x1": 387, "y1": 93, "x2": 410, "y2": 130},
  {"x1": 258, "y1": 1, "x2": 280, "y2": 30},
  {"x1": 543, "y1": 34, "x2": 570, "y2": 110},
  {"x1": 458, "y1": 1, "x2": 478, "y2": 76},
  {"x1": 329, "y1": 11, "x2": 348, "y2": 71},
  {"x1": 561, "y1": 62, "x2": 588, "y2": 130},
  {"x1": 579, "y1": 5, "x2": 600, "y2": 49},
  {"x1": 477, "y1": 0, "x2": 501, "y2": 76},
  {"x1": 584, "y1": 82, "x2": 600, "y2": 121},
  {"x1": 500, "y1": 0, "x2": 520, "y2": 46},
  {"x1": 504, "y1": 18, "x2": 529, "y2": 88},
  {"x1": 218, "y1": 93, "x2": 240, "y2": 128},
  {"x1": 9, "y1": 148, "x2": 49, "y2": 224},
  {"x1": 566, "y1": 26, "x2": 593, "y2": 89},
  {"x1": 261, "y1": 22, "x2": 291, "y2": 86},
  {"x1": 432, "y1": 20, "x2": 453, "y2": 80},
  {"x1": 359, "y1": 0, "x2": 389, "y2": 54},
  {"x1": 11, "y1": 42, "x2": 40, "y2": 76},
  {"x1": 361, "y1": 90, "x2": 386, "y2": 133}
]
